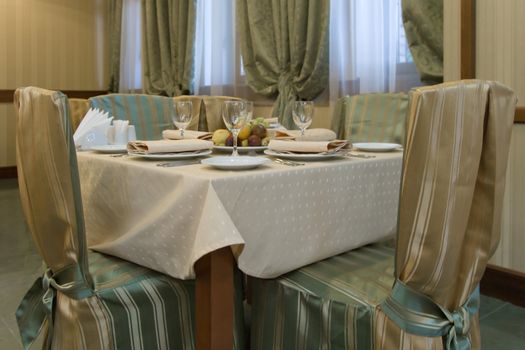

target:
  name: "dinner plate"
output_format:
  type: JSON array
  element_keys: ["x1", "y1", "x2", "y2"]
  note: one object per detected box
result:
[
  {"x1": 352, "y1": 142, "x2": 402, "y2": 152},
  {"x1": 264, "y1": 149, "x2": 346, "y2": 161},
  {"x1": 90, "y1": 144, "x2": 128, "y2": 154},
  {"x1": 128, "y1": 149, "x2": 212, "y2": 160},
  {"x1": 213, "y1": 145, "x2": 268, "y2": 153},
  {"x1": 201, "y1": 156, "x2": 269, "y2": 170}
]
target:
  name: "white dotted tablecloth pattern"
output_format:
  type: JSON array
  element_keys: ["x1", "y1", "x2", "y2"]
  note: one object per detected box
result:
[{"x1": 77, "y1": 152, "x2": 402, "y2": 279}]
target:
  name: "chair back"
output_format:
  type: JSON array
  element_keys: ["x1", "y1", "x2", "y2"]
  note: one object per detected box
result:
[
  {"x1": 200, "y1": 95, "x2": 242, "y2": 131},
  {"x1": 331, "y1": 93, "x2": 408, "y2": 144},
  {"x1": 68, "y1": 98, "x2": 90, "y2": 132},
  {"x1": 89, "y1": 94, "x2": 173, "y2": 140},
  {"x1": 15, "y1": 87, "x2": 91, "y2": 285},
  {"x1": 173, "y1": 95, "x2": 203, "y2": 131},
  {"x1": 395, "y1": 80, "x2": 516, "y2": 310}
]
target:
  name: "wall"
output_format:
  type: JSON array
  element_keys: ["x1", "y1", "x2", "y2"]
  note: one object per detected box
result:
[
  {"x1": 445, "y1": 0, "x2": 525, "y2": 272},
  {"x1": 0, "y1": 0, "x2": 107, "y2": 167}
]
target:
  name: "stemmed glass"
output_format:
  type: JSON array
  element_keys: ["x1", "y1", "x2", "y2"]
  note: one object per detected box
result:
[
  {"x1": 172, "y1": 101, "x2": 193, "y2": 137},
  {"x1": 222, "y1": 100, "x2": 252, "y2": 157},
  {"x1": 292, "y1": 101, "x2": 314, "y2": 136}
]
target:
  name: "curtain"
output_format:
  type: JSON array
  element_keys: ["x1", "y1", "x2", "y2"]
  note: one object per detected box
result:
[
  {"x1": 329, "y1": 0, "x2": 419, "y2": 104},
  {"x1": 108, "y1": 0, "x2": 123, "y2": 93},
  {"x1": 237, "y1": 0, "x2": 330, "y2": 129},
  {"x1": 194, "y1": 0, "x2": 237, "y2": 96},
  {"x1": 401, "y1": 0, "x2": 443, "y2": 84},
  {"x1": 141, "y1": 0, "x2": 197, "y2": 96},
  {"x1": 119, "y1": 0, "x2": 142, "y2": 93}
]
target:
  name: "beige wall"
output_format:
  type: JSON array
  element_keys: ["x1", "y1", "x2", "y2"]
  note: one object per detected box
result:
[
  {"x1": 445, "y1": 0, "x2": 525, "y2": 272},
  {"x1": 0, "y1": 0, "x2": 107, "y2": 166}
]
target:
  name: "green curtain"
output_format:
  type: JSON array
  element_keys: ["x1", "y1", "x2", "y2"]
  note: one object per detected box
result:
[
  {"x1": 108, "y1": 0, "x2": 123, "y2": 93},
  {"x1": 402, "y1": 0, "x2": 443, "y2": 84},
  {"x1": 236, "y1": 0, "x2": 330, "y2": 129},
  {"x1": 141, "y1": 0, "x2": 197, "y2": 96}
]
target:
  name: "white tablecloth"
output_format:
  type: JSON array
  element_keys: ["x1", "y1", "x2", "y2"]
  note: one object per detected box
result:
[{"x1": 77, "y1": 151, "x2": 402, "y2": 279}]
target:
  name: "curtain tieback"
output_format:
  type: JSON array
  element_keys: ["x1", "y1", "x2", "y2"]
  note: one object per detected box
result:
[
  {"x1": 277, "y1": 73, "x2": 296, "y2": 96},
  {"x1": 16, "y1": 266, "x2": 93, "y2": 350},
  {"x1": 380, "y1": 280, "x2": 480, "y2": 350}
]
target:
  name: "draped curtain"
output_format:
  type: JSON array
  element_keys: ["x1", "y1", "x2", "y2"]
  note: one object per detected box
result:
[
  {"x1": 401, "y1": 0, "x2": 443, "y2": 84},
  {"x1": 108, "y1": 0, "x2": 123, "y2": 93},
  {"x1": 141, "y1": 0, "x2": 197, "y2": 96},
  {"x1": 236, "y1": 0, "x2": 330, "y2": 129}
]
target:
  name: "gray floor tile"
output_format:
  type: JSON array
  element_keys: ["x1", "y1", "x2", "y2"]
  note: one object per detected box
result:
[
  {"x1": 480, "y1": 303, "x2": 525, "y2": 349},
  {"x1": 480, "y1": 294, "x2": 509, "y2": 320}
]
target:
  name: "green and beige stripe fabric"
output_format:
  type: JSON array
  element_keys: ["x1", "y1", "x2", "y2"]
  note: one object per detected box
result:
[
  {"x1": 331, "y1": 93, "x2": 409, "y2": 145},
  {"x1": 250, "y1": 244, "x2": 395, "y2": 350},
  {"x1": 14, "y1": 87, "x2": 245, "y2": 349},
  {"x1": 89, "y1": 94, "x2": 175, "y2": 140},
  {"x1": 251, "y1": 81, "x2": 516, "y2": 350}
]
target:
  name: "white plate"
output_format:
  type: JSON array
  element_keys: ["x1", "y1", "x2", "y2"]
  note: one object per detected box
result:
[
  {"x1": 264, "y1": 149, "x2": 346, "y2": 161},
  {"x1": 213, "y1": 145, "x2": 268, "y2": 153},
  {"x1": 128, "y1": 149, "x2": 212, "y2": 160},
  {"x1": 352, "y1": 142, "x2": 402, "y2": 152},
  {"x1": 201, "y1": 156, "x2": 269, "y2": 170},
  {"x1": 91, "y1": 144, "x2": 128, "y2": 154}
]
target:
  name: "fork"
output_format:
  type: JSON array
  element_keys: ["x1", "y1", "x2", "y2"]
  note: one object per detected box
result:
[{"x1": 272, "y1": 158, "x2": 305, "y2": 166}]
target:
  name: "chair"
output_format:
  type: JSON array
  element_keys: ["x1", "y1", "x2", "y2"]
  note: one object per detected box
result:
[
  {"x1": 331, "y1": 93, "x2": 409, "y2": 144},
  {"x1": 68, "y1": 98, "x2": 90, "y2": 132},
  {"x1": 14, "y1": 87, "x2": 245, "y2": 349},
  {"x1": 199, "y1": 96, "x2": 242, "y2": 132},
  {"x1": 88, "y1": 94, "x2": 176, "y2": 140},
  {"x1": 250, "y1": 80, "x2": 516, "y2": 349}
]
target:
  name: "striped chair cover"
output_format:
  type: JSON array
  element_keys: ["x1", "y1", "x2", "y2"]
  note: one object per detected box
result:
[
  {"x1": 200, "y1": 96, "x2": 242, "y2": 132},
  {"x1": 68, "y1": 98, "x2": 90, "y2": 132},
  {"x1": 14, "y1": 87, "x2": 245, "y2": 350},
  {"x1": 89, "y1": 94, "x2": 176, "y2": 140},
  {"x1": 250, "y1": 81, "x2": 516, "y2": 350},
  {"x1": 331, "y1": 93, "x2": 409, "y2": 144}
]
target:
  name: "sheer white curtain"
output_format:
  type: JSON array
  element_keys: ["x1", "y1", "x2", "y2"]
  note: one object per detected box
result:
[
  {"x1": 119, "y1": 0, "x2": 142, "y2": 93},
  {"x1": 194, "y1": 0, "x2": 238, "y2": 95},
  {"x1": 329, "y1": 0, "x2": 418, "y2": 103}
]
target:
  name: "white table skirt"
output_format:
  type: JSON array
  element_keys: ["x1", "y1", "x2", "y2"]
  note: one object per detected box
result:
[{"x1": 77, "y1": 151, "x2": 402, "y2": 279}]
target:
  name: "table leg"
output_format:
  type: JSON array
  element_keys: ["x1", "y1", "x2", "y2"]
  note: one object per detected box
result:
[{"x1": 195, "y1": 247, "x2": 234, "y2": 350}]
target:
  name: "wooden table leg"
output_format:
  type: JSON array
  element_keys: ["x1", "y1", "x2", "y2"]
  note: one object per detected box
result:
[{"x1": 195, "y1": 247, "x2": 234, "y2": 350}]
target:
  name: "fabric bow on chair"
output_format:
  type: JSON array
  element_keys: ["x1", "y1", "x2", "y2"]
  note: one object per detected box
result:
[
  {"x1": 14, "y1": 87, "x2": 245, "y2": 350},
  {"x1": 249, "y1": 80, "x2": 516, "y2": 350}
]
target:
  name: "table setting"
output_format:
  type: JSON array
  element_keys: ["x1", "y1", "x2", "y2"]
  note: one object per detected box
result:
[{"x1": 74, "y1": 98, "x2": 403, "y2": 280}]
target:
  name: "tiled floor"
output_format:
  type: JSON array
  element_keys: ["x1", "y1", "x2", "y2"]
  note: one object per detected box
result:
[{"x1": 1, "y1": 178, "x2": 524, "y2": 349}]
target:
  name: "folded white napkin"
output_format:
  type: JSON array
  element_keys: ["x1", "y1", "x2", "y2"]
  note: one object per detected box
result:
[
  {"x1": 74, "y1": 108, "x2": 113, "y2": 149},
  {"x1": 127, "y1": 139, "x2": 213, "y2": 154},
  {"x1": 273, "y1": 128, "x2": 336, "y2": 141},
  {"x1": 268, "y1": 139, "x2": 349, "y2": 153},
  {"x1": 162, "y1": 129, "x2": 212, "y2": 141}
]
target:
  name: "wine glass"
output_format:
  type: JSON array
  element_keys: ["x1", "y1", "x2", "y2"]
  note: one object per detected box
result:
[
  {"x1": 222, "y1": 100, "x2": 252, "y2": 157},
  {"x1": 292, "y1": 101, "x2": 314, "y2": 136},
  {"x1": 172, "y1": 100, "x2": 193, "y2": 137}
]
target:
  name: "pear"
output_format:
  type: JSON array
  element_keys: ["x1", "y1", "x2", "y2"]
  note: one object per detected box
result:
[{"x1": 212, "y1": 129, "x2": 231, "y2": 145}]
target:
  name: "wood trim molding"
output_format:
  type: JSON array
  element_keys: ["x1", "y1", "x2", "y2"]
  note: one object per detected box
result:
[
  {"x1": 460, "y1": 0, "x2": 476, "y2": 79},
  {"x1": 0, "y1": 89, "x2": 107, "y2": 103},
  {"x1": 0, "y1": 166, "x2": 17, "y2": 179},
  {"x1": 480, "y1": 264, "x2": 525, "y2": 308},
  {"x1": 515, "y1": 106, "x2": 525, "y2": 123}
]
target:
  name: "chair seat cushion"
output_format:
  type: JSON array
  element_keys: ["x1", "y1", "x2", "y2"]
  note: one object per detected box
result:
[{"x1": 250, "y1": 243, "x2": 394, "y2": 350}]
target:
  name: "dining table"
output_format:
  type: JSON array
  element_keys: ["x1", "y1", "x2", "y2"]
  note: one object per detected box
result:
[{"x1": 76, "y1": 148, "x2": 402, "y2": 350}]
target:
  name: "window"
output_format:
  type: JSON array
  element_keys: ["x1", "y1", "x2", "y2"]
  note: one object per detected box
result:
[{"x1": 119, "y1": 0, "x2": 421, "y2": 97}]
